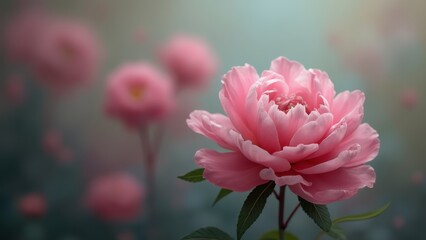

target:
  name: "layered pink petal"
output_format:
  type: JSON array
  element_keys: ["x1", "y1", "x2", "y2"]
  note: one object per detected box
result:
[
  {"x1": 187, "y1": 110, "x2": 237, "y2": 151},
  {"x1": 249, "y1": 95, "x2": 281, "y2": 152},
  {"x1": 309, "y1": 121, "x2": 347, "y2": 158},
  {"x1": 293, "y1": 144, "x2": 360, "y2": 174},
  {"x1": 273, "y1": 144, "x2": 319, "y2": 163},
  {"x1": 342, "y1": 123, "x2": 380, "y2": 167},
  {"x1": 332, "y1": 90, "x2": 365, "y2": 134},
  {"x1": 260, "y1": 168, "x2": 311, "y2": 186},
  {"x1": 308, "y1": 69, "x2": 336, "y2": 104},
  {"x1": 289, "y1": 165, "x2": 376, "y2": 204},
  {"x1": 231, "y1": 131, "x2": 291, "y2": 172},
  {"x1": 195, "y1": 149, "x2": 266, "y2": 192},
  {"x1": 268, "y1": 104, "x2": 309, "y2": 146},
  {"x1": 219, "y1": 65, "x2": 258, "y2": 141},
  {"x1": 269, "y1": 57, "x2": 310, "y2": 91},
  {"x1": 289, "y1": 113, "x2": 333, "y2": 146}
]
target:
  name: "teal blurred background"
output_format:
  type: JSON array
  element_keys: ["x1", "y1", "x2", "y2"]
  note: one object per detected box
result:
[{"x1": 1, "y1": 0, "x2": 426, "y2": 239}]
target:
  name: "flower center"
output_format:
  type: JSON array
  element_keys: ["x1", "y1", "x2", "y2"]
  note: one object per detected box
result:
[
  {"x1": 129, "y1": 85, "x2": 145, "y2": 100},
  {"x1": 274, "y1": 94, "x2": 308, "y2": 113}
]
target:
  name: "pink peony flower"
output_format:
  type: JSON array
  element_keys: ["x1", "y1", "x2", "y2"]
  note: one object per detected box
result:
[
  {"x1": 104, "y1": 62, "x2": 175, "y2": 128},
  {"x1": 18, "y1": 193, "x2": 46, "y2": 219},
  {"x1": 187, "y1": 57, "x2": 380, "y2": 204},
  {"x1": 159, "y1": 35, "x2": 218, "y2": 89},
  {"x1": 85, "y1": 173, "x2": 144, "y2": 222},
  {"x1": 2, "y1": 8, "x2": 49, "y2": 64},
  {"x1": 31, "y1": 19, "x2": 101, "y2": 93}
]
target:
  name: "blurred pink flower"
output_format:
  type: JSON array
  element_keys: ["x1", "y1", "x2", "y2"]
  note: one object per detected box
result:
[
  {"x1": 159, "y1": 35, "x2": 217, "y2": 89},
  {"x1": 393, "y1": 215, "x2": 405, "y2": 229},
  {"x1": 411, "y1": 170, "x2": 424, "y2": 185},
  {"x1": 104, "y1": 62, "x2": 175, "y2": 128},
  {"x1": 187, "y1": 57, "x2": 380, "y2": 204},
  {"x1": 401, "y1": 88, "x2": 418, "y2": 108},
  {"x1": 18, "y1": 193, "x2": 46, "y2": 219},
  {"x1": 133, "y1": 27, "x2": 146, "y2": 44},
  {"x1": 86, "y1": 173, "x2": 144, "y2": 222},
  {"x1": 4, "y1": 74, "x2": 25, "y2": 105},
  {"x1": 2, "y1": 8, "x2": 49, "y2": 64},
  {"x1": 31, "y1": 19, "x2": 101, "y2": 93},
  {"x1": 42, "y1": 129, "x2": 62, "y2": 154},
  {"x1": 117, "y1": 232, "x2": 135, "y2": 240},
  {"x1": 42, "y1": 129, "x2": 73, "y2": 164}
]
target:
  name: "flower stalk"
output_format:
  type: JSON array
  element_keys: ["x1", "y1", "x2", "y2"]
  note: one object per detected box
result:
[
  {"x1": 278, "y1": 185, "x2": 301, "y2": 240},
  {"x1": 139, "y1": 126, "x2": 163, "y2": 240},
  {"x1": 278, "y1": 186, "x2": 286, "y2": 240}
]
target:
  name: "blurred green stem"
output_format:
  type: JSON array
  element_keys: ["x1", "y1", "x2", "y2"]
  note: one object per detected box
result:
[{"x1": 139, "y1": 125, "x2": 163, "y2": 240}]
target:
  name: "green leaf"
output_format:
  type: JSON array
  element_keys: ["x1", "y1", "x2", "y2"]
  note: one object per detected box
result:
[
  {"x1": 316, "y1": 203, "x2": 390, "y2": 240},
  {"x1": 298, "y1": 197, "x2": 331, "y2": 232},
  {"x1": 259, "y1": 230, "x2": 299, "y2": 240},
  {"x1": 212, "y1": 189, "x2": 233, "y2": 207},
  {"x1": 326, "y1": 225, "x2": 346, "y2": 240},
  {"x1": 178, "y1": 168, "x2": 205, "y2": 183},
  {"x1": 332, "y1": 202, "x2": 390, "y2": 224},
  {"x1": 181, "y1": 226, "x2": 233, "y2": 240},
  {"x1": 237, "y1": 182, "x2": 275, "y2": 240}
]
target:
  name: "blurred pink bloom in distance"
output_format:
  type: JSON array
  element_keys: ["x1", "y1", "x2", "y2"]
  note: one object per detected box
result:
[
  {"x1": 2, "y1": 8, "x2": 49, "y2": 64},
  {"x1": 86, "y1": 173, "x2": 144, "y2": 222},
  {"x1": 401, "y1": 88, "x2": 418, "y2": 109},
  {"x1": 105, "y1": 62, "x2": 175, "y2": 128},
  {"x1": 117, "y1": 231, "x2": 135, "y2": 240},
  {"x1": 159, "y1": 35, "x2": 217, "y2": 89},
  {"x1": 188, "y1": 57, "x2": 380, "y2": 204},
  {"x1": 18, "y1": 193, "x2": 46, "y2": 219},
  {"x1": 4, "y1": 74, "x2": 26, "y2": 105},
  {"x1": 393, "y1": 215, "x2": 405, "y2": 229},
  {"x1": 31, "y1": 19, "x2": 101, "y2": 93},
  {"x1": 411, "y1": 170, "x2": 424, "y2": 185},
  {"x1": 42, "y1": 129, "x2": 73, "y2": 164}
]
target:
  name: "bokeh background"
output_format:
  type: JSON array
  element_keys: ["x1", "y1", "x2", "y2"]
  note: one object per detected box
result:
[{"x1": 1, "y1": 0, "x2": 426, "y2": 239}]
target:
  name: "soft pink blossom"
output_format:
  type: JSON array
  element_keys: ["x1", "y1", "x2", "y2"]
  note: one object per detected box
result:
[
  {"x1": 85, "y1": 173, "x2": 144, "y2": 222},
  {"x1": 400, "y1": 88, "x2": 418, "y2": 108},
  {"x1": 393, "y1": 215, "x2": 404, "y2": 229},
  {"x1": 411, "y1": 170, "x2": 423, "y2": 185},
  {"x1": 2, "y1": 8, "x2": 49, "y2": 64},
  {"x1": 187, "y1": 57, "x2": 380, "y2": 204},
  {"x1": 18, "y1": 193, "x2": 46, "y2": 219},
  {"x1": 159, "y1": 35, "x2": 217, "y2": 89},
  {"x1": 117, "y1": 232, "x2": 135, "y2": 240},
  {"x1": 4, "y1": 74, "x2": 25, "y2": 105},
  {"x1": 31, "y1": 19, "x2": 101, "y2": 93},
  {"x1": 104, "y1": 62, "x2": 175, "y2": 128},
  {"x1": 42, "y1": 129, "x2": 73, "y2": 164}
]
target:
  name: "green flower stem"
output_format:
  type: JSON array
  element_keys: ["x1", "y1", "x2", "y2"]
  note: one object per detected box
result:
[
  {"x1": 278, "y1": 186, "x2": 286, "y2": 240},
  {"x1": 139, "y1": 125, "x2": 164, "y2": 240},
  {"x1": 284, "y1": 203, "x2": 301, "y2": 229},
  {"x1": 278, "y1": 186, "x2": 301, "y2": 240}
]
